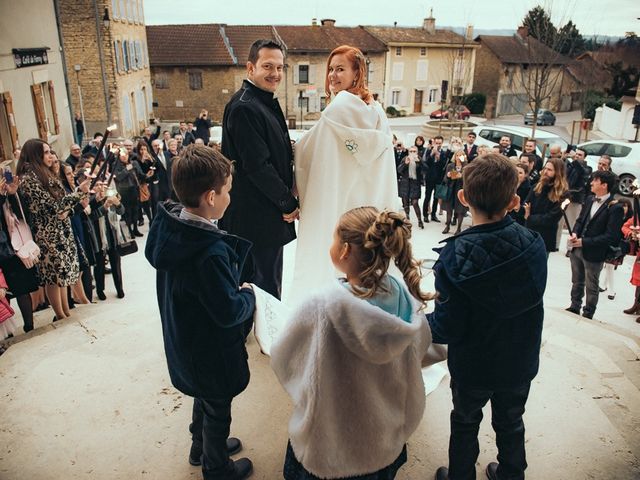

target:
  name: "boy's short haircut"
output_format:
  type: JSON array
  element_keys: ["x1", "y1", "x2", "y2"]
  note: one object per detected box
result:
[
  {"x1": 172, "y1": 145, "x2": 232, "y2": 208},
  {"x1": 463, "y1": 153, "x2": 518, "y2": 218},
  {"x1": 591, "y1": 169, "x2": 618, "y2": 193}
]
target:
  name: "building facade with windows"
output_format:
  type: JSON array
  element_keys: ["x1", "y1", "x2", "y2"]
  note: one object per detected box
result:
[
  {"x1": 275, "y1": 20, "x2": 387, "y2": 122},
  {"x1": 365, "y1": 12, "x2": 477, "y2": 115},
  {"x1": 0, "y1": 0, "x2": 75, "y2": 161},
  {"x1": 58, "y1": 0, "x2": 152, "y2": 140},
  {"x1": 473, "y1": 28, "x2": 571, "y2": 118},
  {"x1": 146, "y1": 24, "x2": 282, "y2": 124}
]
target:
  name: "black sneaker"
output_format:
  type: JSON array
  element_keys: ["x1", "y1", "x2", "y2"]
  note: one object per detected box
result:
[
  {"x1": 435, "y1": 466, "x2": 449, "y2": 480},
  {"x1": 565, "y1": 306, "x2": 580, "y2": 315},
  {"x1": 189, "y1": 437, "x2": 244, "y2": 466},
  {"x1": 486, "y1": 462, "x2": 498, "y2": 480}
]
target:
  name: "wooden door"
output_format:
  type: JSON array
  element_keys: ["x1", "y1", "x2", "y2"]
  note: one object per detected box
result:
[{"x1": 414, "y1": 89, "x2": 423, "y2": 113}]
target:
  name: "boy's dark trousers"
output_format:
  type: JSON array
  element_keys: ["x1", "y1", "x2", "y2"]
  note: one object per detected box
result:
[
  {"x1": 447, "y1": 380, "x2": 531, "y2": 480},
  {"x1": 190, "y1": 397, "x2": 235, "y2": 479}
]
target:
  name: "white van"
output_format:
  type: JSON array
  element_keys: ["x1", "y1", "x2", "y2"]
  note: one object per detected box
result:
[{"x1": 473, "y1": 125, "x2": 568, "y2": 157}]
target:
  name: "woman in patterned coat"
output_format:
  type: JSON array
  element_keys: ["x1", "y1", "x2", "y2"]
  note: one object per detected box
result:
[{"x1": 16, "y1": 139, "x2": 90, "y2": 321}]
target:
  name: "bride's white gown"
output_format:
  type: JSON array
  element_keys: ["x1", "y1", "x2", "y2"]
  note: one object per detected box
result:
[{"x1": 288, "y1": 91, "x2": 399, "y2": 301}]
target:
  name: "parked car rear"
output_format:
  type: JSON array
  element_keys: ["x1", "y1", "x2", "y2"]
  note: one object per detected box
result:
[
  {"x1": 524, "y1": 109, "x2": 556, "y2": 126},
  {"x1": 578, "y1": 140, "x2": 640, "y2": 196},
  {"x1": 430, "y1": 105, "x2": 471, "y2": 120}
]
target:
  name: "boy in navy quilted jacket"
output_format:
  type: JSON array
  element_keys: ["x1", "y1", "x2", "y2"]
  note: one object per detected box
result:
[{"x1": 428, "y1": 154, "x2": 548, "y2": 480}]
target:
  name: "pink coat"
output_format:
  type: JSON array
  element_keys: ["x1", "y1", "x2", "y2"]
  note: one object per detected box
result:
[
  {"x1": 621, "y1": 218, "x2": 640, "y2": 287},
  {"x1": 0, "y1": 270, "x2": 15, "y2": 323}
]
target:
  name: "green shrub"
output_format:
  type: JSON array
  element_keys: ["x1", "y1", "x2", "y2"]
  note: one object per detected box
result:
[{"x1": 386, "y1": 106, "x2": 399, "y2": 117}]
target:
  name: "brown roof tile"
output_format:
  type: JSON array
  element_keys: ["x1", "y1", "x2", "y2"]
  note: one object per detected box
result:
[
  {"x1": 274, "y1": 25, "x2": 387, "y2": 54},
  {"x1": 146, "y1": 24, "x2": 235, "y2": 66},
  {"x1": 476, "y1": 35, "x2": 570, "y2": 65},
  {"x1": 566, "y1": 56, "x2": 613, "y2": 87},
  {"x1": 364, "y1": 26, "x2": 472, "y2": 45},
  {"x1": 224, "y1": 25, "x2": 278, "y2": 64}
]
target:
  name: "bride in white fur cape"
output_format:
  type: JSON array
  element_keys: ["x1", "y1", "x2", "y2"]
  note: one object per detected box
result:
[{"x1": 288, "y1": 45, "x2": 399, "y2": 301}]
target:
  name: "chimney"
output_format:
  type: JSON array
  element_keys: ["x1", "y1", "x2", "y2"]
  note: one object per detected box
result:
[
  {"x1": 517, "y1": 25, "x2": 528, "y2": 39},
  {"x1": 423, "y1": 7, "x2": 435, "y2": 34},
  {"x1": 311, "y1": 18, "x2": 317, "y2": 26},
  {"x1": 465, "y1": 24, "x2": 474, "y2": 41},
  {"x1": 320, "y1": 19, "x2": 335, "y2": 27}
]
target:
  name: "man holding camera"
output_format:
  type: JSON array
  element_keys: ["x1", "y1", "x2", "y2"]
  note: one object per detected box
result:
[{"x1": 194, "y1": 110, "x2": 213, "y2": 145}]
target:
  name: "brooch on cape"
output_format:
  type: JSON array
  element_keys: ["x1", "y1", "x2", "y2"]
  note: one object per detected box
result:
[{"x1": 345, "y1": 139, "x2": 358, "y2": 154}]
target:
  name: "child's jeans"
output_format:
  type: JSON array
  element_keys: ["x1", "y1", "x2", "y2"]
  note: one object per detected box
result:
[
  {"x1": 190, "y1": 397, "x2": 235, "y2": 479},
  {"x1": 448, "y1": 380, "x2": 531, "y2": 480}
]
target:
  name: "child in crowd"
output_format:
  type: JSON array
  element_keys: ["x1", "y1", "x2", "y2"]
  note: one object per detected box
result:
[
  {"x1": 145, "y1": 145, "x2": 255, "y2": 480},
  {"x1": 428, "y1": 154, "x2": 548, "y2": 480},
  {"x1": 272, "y1": 207, "x2": 440, "y2": 480}
]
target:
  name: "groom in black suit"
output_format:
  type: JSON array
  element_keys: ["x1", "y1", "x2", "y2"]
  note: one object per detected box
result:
[
  {"x1": 566, "y1": 170, "x2": 624, "y2": 319},
  {"x1": 220, "y1": 39, "x2": 299, "y2": 300}
]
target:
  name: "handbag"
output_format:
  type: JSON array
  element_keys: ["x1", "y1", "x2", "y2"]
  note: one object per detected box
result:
[
  {"x1": 139, "y1": 183, "x2": 150, "y2": 202},
  {"x1": 2, "y1": 195, "x2": 40, "y2": 269},
  {"x1": 115, "y1": 220, "x2": 138, "y2": 257},
  {"x1": 434, "y1": 183, "x2": 450, "y2": 200}
]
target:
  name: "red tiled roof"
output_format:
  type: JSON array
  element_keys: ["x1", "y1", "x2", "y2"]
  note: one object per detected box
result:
[
  {"x1": 146, "y1": 24, "x2": 235, "y2": 66},
  {"x1": 476, "y1": 35, "x2": 570, "y2": 65},
  {"x1": 275, "y1": 25, "x2": 387, "y2": 54},
  {"x1": 224, "y1": 25, "x2": 278, "y2": 64},
  {"x1": 364, "y1": 26, "x2": 472, "y2": 45}
]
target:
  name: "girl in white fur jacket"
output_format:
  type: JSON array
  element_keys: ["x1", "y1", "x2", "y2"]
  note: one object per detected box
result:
[{"x1": 271, "y1": 207, "x2": 440, "y2": 480}]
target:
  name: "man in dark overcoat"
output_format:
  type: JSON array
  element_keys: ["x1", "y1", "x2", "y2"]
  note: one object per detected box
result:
[{"x1": 219, "y1": 39, "x2": 299, "y2": 299}]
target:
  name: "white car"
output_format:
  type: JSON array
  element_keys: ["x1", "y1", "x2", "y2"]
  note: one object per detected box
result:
[
  {"x1": 473, "y1": 124, "x2": 567, "y2": 158},
  {"x1": 578, "y1": 140, "x2": 640, "y2": 196}
]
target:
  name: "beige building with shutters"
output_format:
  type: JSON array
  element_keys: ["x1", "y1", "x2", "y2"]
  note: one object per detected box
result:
[
  {"x1": 0, "y1": 0, "x2": 75, "y2": 161},
  {"x1": 365, "y1": 11, "x2": 477, "y2": 115},
  {"x1": 58, "y1": 0, "x2": 153, "y2": 140}
]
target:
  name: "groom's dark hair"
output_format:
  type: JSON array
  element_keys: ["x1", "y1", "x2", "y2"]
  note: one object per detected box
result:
[{"x1": 248, "y1": 39, "x2": 284, "y2": 63}]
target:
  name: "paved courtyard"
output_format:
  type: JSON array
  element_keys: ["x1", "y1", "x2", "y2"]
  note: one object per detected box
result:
[{"x1": 0, "y1": 212, "x2": 638, "y2": 479}]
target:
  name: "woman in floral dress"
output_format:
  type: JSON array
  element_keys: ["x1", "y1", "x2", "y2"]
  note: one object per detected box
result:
[{"x1": 16, "y1": 139, "x2": 90, "y2": 321}]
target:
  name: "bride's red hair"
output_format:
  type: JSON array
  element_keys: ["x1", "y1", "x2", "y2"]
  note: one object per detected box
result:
[{"x1": 325, "y1": 45, "x2": 373, "y2": 104}]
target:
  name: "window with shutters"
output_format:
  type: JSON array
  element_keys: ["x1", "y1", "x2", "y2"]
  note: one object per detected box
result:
[
  {"x1": 0, "y1": 93, "x2": 19, "y2": 156},
  {"x1": 298, "y1": 65, "x2": 309, "y2": 84},
  {"x1": 391, "y1": 90, "x2": 401, "y2": 105},
  {"x1": 114, "y1": 40, "x2": 122, "y2": 73},
  {"x1": 154, "y1": 73, "x2": 169, "y2": 89},
  {"x1": 416, "y1": 60, "x2": 428, "y2": 82},
  {"x1": 420, "y1": 47, "x2": 427, "y2": 56},
  {"x1": 392, "y1": 63, "x2": 403, "y2": 81},
  {"x1": 188, "y1": 71, "x2": 203, "y2": 90},
  {"x1": 428, "y1": 88, "x2": 438, "y2": 103},
  {"x1": 320, "y1": 96, "x2": 327, "y2": 111},
  {"x1": 112, "y1": 0, "x2": 119, "y2": 18},
  {"x1": 119, "y1": 0, "x2": 126, "y2": 21},
  {"x1": 297, "y1": 96, "x2": 309, "y2": 112},
  {"x1": 31, "y1": 82, "x2": 59, "y2": 139},
  {"x1": 395, "y1": 47, "x2": 402, "y2": 56},
  {"x1": 122, "y1": 40, "x2": 130, "y2": 71},
  {"x1": 129, "y1": 41, "x2": 137, "y2": 70}
]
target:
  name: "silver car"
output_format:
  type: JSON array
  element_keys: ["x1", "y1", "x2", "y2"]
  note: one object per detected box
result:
[
  {"x1": 524, "y1": 109, "x2": 556, "y2": 126},
  {"x1": 578, "y1": 140, "x2": 640, "y2": 196}
]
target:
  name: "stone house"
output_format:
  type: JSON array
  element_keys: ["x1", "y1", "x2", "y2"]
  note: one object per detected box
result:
[
  {"x1": 473, "y1": 27, "x2": 572, "y2": 118},
  {"x1": 146, "y1": 20, "x2": 387, "y2": 125},
  {"x1": 364, "y1": 11, "x2": 478, "y2": 115},
  {"x1": 58, "y1": 0, "x2": 153, "y2": 139},
  {"x1": 274, "y1": 19, "x2": 387, "y2": 122},
  {"x1": 0, "y1": 0, "x2": 75, "y2": 160}
]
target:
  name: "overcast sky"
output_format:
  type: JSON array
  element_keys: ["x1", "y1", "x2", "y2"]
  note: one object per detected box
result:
[{"x1": 143, "y1": 0, "x2": 637, "y2": 37}]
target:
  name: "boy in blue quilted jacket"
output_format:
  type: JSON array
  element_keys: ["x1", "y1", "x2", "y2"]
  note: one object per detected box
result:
[{"x1": 428, "y1": 154, "x2": 548, "y2": 480}]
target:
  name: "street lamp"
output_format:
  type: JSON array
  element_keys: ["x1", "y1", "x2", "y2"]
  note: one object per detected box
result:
[{"x1": 102, "y1": 8, "x2": 110, "y2": 28}]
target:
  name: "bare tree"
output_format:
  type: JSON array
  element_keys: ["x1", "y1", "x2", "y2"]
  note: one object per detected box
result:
[
  {"x1": 439, "y1": 25, "x2": 476, "y2": 119},
  {"x1": 511, "y1": 5, "x2": 580, "y2": 136}
]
